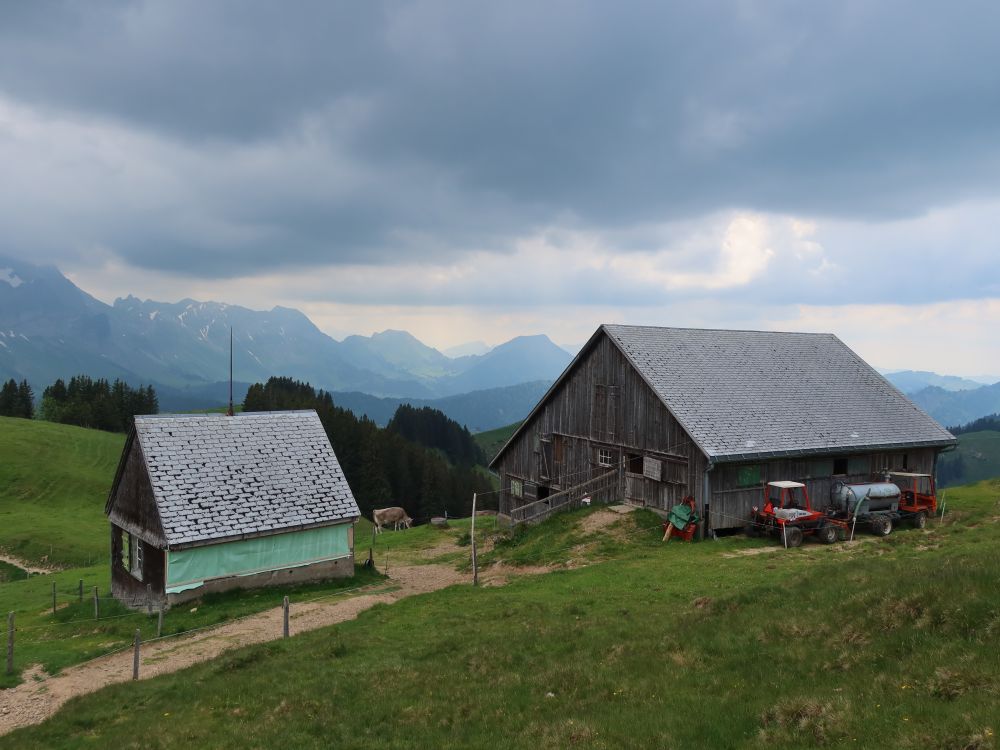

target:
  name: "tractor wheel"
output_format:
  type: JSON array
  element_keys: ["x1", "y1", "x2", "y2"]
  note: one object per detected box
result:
[
  {"x1": 818, "y1": 524, "x2": 838, "y2": 545},
  {"x1": 913, "y1": 511, "x2": 928, "y2": 530},
  {"x1": 871, "y1": 515, "x2": 893, "y2": 537},
  {"x1": 784, "y1": 526, "x2": 804, "y2": 548},
  {"x1": 744, "y1": 523, "x2": 759, "y2": 538}
]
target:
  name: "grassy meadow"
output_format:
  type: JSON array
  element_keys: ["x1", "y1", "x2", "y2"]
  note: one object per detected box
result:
[
  {"x1": 0, "y1": 416, "x2": 476, "y2": 688},
  {"x1": 0, "y1": 416, "x2": 124, "y2": 567},
  {"x1": 5, "y1": 481, "x2": 998, "y2": 749}
]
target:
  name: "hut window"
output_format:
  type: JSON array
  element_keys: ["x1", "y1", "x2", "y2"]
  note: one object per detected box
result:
[
  {"x1": 736, "y1": 465, "x2": 761, "y2": 487},
  {"x1": 510, "y1": 478, "x2": 523, "y2": 498},
  {"x1": 598, "y1": 448, "x2": 616, "y2": 467},
  {"x1": 120, "y1": 530, "x2": 130, "y2": 570},
  {"x1": 833, "y1": 457, "x2": 848, "y2": 475},
  {"x1": 133, "y1": 540, "x2": 144, "y2": 582}
]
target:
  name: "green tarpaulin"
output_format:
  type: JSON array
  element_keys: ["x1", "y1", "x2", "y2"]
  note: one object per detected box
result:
[{"x1": 166, "y1": 523, "x2": 351, "y2": 594}]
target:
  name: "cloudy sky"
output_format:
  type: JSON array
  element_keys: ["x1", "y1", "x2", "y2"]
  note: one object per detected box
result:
[{"x1": 1, "y1": 1, "x2": 998, "y2": 373}]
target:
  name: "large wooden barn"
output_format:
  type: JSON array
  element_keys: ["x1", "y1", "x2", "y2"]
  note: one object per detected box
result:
[
  {"x1": 106, "y1": 410, "x2": 360, "y2": 607},
  {"x1": 490, "y1": 325, "x2": 956, "y2": 533}
]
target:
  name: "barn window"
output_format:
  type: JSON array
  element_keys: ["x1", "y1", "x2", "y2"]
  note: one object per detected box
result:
[
  {"x1": 510, "y1": 478, "x2": 523, "y2": 498},
  {"x1": 642, "y1": 456, "x2": 662, "y2": 480},
  {"x1": 833, "y1": 457, "x2": 848, "y2": 475},
  {"x1": 736, "y1": 465, "x2": 761, "y2": 487},
  {"x1": 598, "y1": 448, "x2": 616, "y2": 467}
]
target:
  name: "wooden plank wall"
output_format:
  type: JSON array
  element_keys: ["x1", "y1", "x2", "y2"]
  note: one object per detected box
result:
[
  {"x1": 107, "y1": 439, "x2": 167, "y2": 547},
  {"x1": 496, "y1": 333, "x2": 707, "y2": 515}
]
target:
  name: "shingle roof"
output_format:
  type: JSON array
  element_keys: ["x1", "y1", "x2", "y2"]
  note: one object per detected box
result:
[
  {"x1": 133, "y1": 410, "x2": 359, "y2": 547},
  {"x1": 602, "y1": 325, "x2": 956, "y2": 461}
]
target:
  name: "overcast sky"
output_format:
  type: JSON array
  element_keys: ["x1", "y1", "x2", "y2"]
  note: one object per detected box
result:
[{"x1": 1, "y1": 1, "x2": 998, "y2": 373}]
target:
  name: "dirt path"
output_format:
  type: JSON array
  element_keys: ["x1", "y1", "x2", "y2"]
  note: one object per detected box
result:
[{"x1": 0, "y1": 564, "x2": 466, "y2": 736}]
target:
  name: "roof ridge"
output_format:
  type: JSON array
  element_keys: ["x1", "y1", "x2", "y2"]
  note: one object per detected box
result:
[{"x1": 603, "y1": 323, "x2": 836, "y2": 337}]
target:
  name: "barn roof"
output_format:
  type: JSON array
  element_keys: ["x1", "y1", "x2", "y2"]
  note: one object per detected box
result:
[
  {"x1": 124, "y1": 410, "x2": 359, "y2": 548},
  {"x1": 492, "y1": 325, "x2": 955, "y2": 466}
]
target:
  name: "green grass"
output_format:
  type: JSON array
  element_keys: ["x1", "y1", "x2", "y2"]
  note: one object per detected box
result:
[
  {"x1": 473, "y1": 420, "x2": 522, "y2": 463},
  {"x1": 0, "y1": 560, "x2": 27, "y2": 583},
  {"x1": 0, "y1": 416, "x2": 124, "y2": 567},
  {"x1": 355, "y1": 515, "x2": 498, "y2": 567},
  {"x1": 7, "y1": 481, "x2": 998, "y2": 748},
  {"x1": 0, "y1": 563, "x2": 385, "y2": 689},
  {"x1": 483, "y1": 506, "x2": 663, "y2": 568}
]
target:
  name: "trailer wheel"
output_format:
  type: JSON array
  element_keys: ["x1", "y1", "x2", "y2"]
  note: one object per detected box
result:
[
  {"x1": 871, "y1": 515, "x2": 893, "y2": 537},
  {"x1": 818, "y1": 525, "x2": 838, "y2": 545},
  {"x1": 913, "y1": 511, "x2": 927, "y2": 529},
  {"x1": 785, "y1": 526, "x2": 804, "y2": 548},
  {"x1": 744, "y1": 523, "x2": 759, "y2": 538}
]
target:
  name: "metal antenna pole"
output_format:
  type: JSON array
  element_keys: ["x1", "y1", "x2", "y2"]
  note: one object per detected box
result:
[{"x1": 227, "y1": 327, "x2": 234, "y2": 416}]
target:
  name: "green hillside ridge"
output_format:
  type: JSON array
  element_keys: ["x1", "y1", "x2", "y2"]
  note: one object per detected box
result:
[
  {"x1": 474, "y1": 420, "x2": 522, "y2": 463},
  {"x1": 938, "y1": 429, "x2": 1000, "y2": 488},
  {"x1": 5, "y1": 481, "x2": 998, "y2": 749},
  {"x1": 0, "y1": 416, "x2": 123, "y2": 567}
]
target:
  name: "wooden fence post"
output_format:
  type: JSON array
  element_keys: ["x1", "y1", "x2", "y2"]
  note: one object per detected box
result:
[
  {"x1": 146, "y1": 584, "x2": 153, "y2": 615},
  {"x1": 78, "y1": 579, "x2": 83, "y2": 603},
  {"x1": 471, "y1": 493, "x2": 479, "y2": 587},
  {"x1": 282, "y1": 596, "x2": 289, "y2": 639},
  {"x1": 157, "y1": 607, "x2": 164, "y2": 638},
  {"x1": 6, "y1": 612, "x2": 13, "y2": 676},
  {"x1": 51, "y1": 581, "x2": 56, "y2": 614},
  {"x1": 93, "y1": 586, "x2": 99, "y2": 620},
  {"x1": 132, "y1": 629, "x2": 141, "y2": 680}
]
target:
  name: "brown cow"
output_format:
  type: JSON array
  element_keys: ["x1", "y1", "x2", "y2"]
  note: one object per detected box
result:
[{"x1": 372, "y1": 506, "x2": 413, "y2": 533}]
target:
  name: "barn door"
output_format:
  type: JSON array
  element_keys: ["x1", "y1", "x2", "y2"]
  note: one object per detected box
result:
[
  {"x1": 625, "y1": 474, "x2": 642, "y2": 504},
  {"x1": 540, "y1": 437, "x2": 553, "y2": 480}
]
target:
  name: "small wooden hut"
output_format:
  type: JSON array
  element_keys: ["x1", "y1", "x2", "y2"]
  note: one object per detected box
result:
[
  {"x1": 106, "y1": 410, "x2": 360, "y2": 607},
  {"x1": 490, "y1": 325, "x2": 956, "y2": 531}
]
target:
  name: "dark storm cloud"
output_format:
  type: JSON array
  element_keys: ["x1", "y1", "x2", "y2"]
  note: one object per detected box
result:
[{"x1": 1, "y1": 0, "x2": 999, "y2": 281}]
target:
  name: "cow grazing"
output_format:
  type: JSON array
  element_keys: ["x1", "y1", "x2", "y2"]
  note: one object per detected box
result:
[{"x1": 373, "y1": 506, "x2": 413, "y2": 533}]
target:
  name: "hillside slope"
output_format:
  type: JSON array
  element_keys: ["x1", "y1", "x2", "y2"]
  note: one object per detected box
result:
[
  {"x1": 6, "y1": 481, "x2": 998, "y2": 749},
  {"x1": 0, "y1": 417, "x2": 123, "y2": 566},
  {"x1": 938, "y1": 429, "x2": 1000, "y2": 487}
]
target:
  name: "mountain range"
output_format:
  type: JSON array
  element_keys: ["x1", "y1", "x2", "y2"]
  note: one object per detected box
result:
[
  {"x1": 882, "y1": 370, "x2": 989, "y2": 394},
  {"x1": 0, "y1": 256, "x2": 572, "y2": 412},
  {"x1": 5, "y1": 254, "x2": 999, "y2": 432}
]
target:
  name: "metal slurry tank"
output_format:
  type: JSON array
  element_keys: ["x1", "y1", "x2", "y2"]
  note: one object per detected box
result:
[{"x1": 830, "y1": 482, "x2": 901, "y2": 516}]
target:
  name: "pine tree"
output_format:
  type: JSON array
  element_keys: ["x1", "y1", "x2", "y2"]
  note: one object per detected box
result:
[
  {"x1": 0, "y1": 379, "x2": 18, "y2": 417},
  {"x1": 16, "y1": 380, "x2": 34, "y2": 418}
]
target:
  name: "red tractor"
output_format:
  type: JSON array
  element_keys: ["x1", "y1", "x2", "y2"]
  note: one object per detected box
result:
[
  {"x1": 747, "y1": 481, "x2": 847, "y2": 548},
  {"x1": 889, "y1": 472, "x2": 937, "y2": 529}
]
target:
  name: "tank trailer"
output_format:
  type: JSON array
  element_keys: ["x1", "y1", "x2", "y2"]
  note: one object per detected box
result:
[{"x1": 749, "y1": 472, "x2": 937, "y2": 547}]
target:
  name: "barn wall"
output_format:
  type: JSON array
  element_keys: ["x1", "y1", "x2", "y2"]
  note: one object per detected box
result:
[
  {"x1": 707, "y1": 447, "x2": 939, "y2": 530},
  {"x1": 495, "y1": 333, "x2": 708, "y2": 516}
]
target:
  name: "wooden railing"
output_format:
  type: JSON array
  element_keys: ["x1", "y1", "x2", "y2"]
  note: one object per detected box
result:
[{"x1": 510, "y1": 469, "x2": 621, "y2": 526}]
